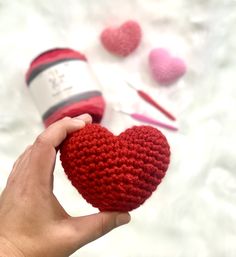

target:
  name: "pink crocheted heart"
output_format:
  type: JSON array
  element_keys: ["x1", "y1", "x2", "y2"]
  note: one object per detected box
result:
[
  {"x1": 149, "y1": 48, "x2": 186, "y2": 85},
  {"x1": 100, "y1": 20, "x2": 142, "y2": 57}
]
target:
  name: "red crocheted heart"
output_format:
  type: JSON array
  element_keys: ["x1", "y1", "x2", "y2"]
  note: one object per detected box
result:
[
  {"x1": 100, "y1": 20, "x2": 142, "y2": 57},
  {"x1": 60, "y1": 124, "x2": 170, "y2": 212}
]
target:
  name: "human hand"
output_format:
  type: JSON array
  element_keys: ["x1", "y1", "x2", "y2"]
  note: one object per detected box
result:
[{"x1": 0, "y1": 114, "x2": 130, "y2": 257}]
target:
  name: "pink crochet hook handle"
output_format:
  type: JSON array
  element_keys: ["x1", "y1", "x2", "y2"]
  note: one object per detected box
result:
[
  {"x1": 125, "y1": 82, "x2": 176, "y2": 121},
  {"x1": 137, "y1": 90, "x2": 176, "y2": 121},
  {"x1": 131, "y1": 113, "x2": 178, "y2": 131}
]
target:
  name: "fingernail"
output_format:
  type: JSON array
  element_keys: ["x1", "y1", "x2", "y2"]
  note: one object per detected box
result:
[
  {"x1": 74, "y1": 113, "x2": 92, "y2": 123},
  {"x1": 116, "y1": 213, "x2": 131, "y2": 227}
]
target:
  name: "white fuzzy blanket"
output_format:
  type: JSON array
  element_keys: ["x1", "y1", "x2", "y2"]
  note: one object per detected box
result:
[{"x1": 0, "y1": 0, "x2": 236, "y2": 256}]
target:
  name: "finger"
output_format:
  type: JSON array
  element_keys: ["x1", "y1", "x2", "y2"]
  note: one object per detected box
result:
[
  {"x1": 34, "y1": 113, "x2": 92, "y2": 149},
  {"x1": 68, "y1": 212, "x2": 131, "y2": 248},
  {"x1": 9, "y1": 145, "x2": 33, "y2": 178},
  {"x1": 26, "y1": 114, "x2": 92, "y2": 189},
  {"x1": 12, "y1": 145, "x2": 32, "y2": 168},
  {"x1": 74, "y1": 113, "x2": 92, "y2": 124},
  {"x1": 5, "y1": 145, "x2": 33, "y2": 192}
]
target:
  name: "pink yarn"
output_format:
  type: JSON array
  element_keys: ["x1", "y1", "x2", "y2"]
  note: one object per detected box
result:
[
  {"x1": 149, "y1": 48, "x2": 186, "y2": 85},
  {"x1": 100, "y1": 20, "x2": 142, "y2": 57}
]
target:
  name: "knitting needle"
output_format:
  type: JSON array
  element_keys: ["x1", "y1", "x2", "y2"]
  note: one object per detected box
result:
[
  {"x1": 116, "y1": 109, "x2": 178, "y2": 131},
  {"x1": 125, "y1": 81, "x2": 176, "y2": 121}
]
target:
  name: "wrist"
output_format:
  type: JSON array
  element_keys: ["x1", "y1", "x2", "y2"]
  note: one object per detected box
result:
[{"x1": 0, "y1": 237, "x2": 25, "y2": 257}]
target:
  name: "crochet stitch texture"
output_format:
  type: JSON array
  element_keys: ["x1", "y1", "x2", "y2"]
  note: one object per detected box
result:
[
  {"x1": 149, "y1": 48, "x2": 186, "y2": 85},
  {"x1": 101, "y1": 20, "x2": 142, "y2": 57},
  {"x1": 60, "y1": 124, "x2": 170, "y2": 212}
]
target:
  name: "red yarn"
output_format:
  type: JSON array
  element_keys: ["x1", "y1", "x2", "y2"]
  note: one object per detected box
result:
[
  {"x1": 60, "y1": 124, "x2": 170, "y2": 212},
  {"x1": 25, "y1": 48, "x2": 87, "y2": 82},
  {"x1": 44, "y1": 96, "x2": 105, "y2": 127}
]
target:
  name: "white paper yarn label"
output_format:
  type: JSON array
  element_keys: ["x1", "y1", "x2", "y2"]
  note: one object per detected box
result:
[{"x1": 29, "y1": 60, "x2": 100, "y2": 115}]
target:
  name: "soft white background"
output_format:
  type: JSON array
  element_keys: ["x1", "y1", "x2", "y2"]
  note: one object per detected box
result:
[{"x1": 0, "y1": 0, "x2": 236, "y2": 256}]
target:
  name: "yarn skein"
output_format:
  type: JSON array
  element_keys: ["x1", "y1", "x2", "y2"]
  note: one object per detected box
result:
[{"x1": 26, "y1": 48, "x2": 105, "y2": 127}]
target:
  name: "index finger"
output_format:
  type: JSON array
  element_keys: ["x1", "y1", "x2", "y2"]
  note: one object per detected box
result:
[
  {"x1": 29, "y1": 114, "x2": 92, "y2": 188},
  {"x1": 37, "y1": 114, "x2": 92, "y2": 149}
]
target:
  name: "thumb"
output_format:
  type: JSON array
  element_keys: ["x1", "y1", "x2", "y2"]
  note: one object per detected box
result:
[{"x1": 69, "y1": 212, "x2": 131, "y2": 248}]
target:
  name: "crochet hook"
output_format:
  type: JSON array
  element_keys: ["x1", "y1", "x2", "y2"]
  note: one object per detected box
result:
[
  {"x1": 117, "y1": 109, "x2": 178, "y2": 131},
  {"x1": 126, "y1": 81, "x2": 176, "y2": 121}
]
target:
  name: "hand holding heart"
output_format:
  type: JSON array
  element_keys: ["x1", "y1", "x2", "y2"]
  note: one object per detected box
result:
[
  {"x1": 60, "y1": 123, "x2": 170, "y2": 212},
  {"x1": 0, "y1": 115, "x2": 131, "y2": 257}
]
